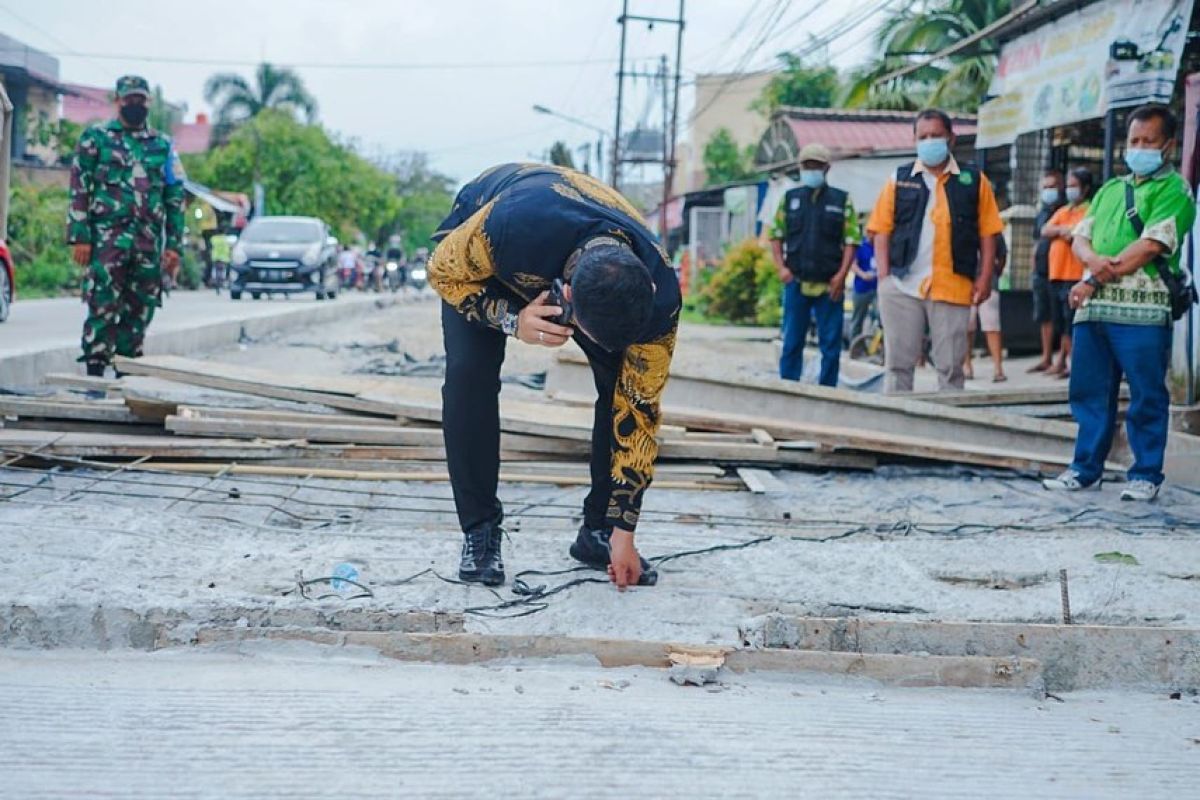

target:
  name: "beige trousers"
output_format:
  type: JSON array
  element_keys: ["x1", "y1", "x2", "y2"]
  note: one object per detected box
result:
[{"x1": 878, "y1": 276, "x2": 971, "y2": 393}]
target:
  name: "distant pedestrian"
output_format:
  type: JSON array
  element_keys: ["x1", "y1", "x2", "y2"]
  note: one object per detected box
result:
[
  {"x1": 1028, "y1": 169, "x2": 1065, "y2": 373},
  {"x1": 209, "y1": 231, "x2": 232, "y2": 290},
  {"x1": 768, "y1": 143, "x2": 857, "y2": 387},
  {"x1": 1043, "y1": 104, "x2": 1196, "y2": 501},
  {"x1": 848, "y1": 216, "x2": 878, "y2": 341},
  {"x1": 867, "y1": 109, "x2": 1004, "y2": 392},
  {"x1": 66, "y1": 75, "x2": 185, "y2": 377},
  {"x1": 1041, "y1": 168, "x2": 1096, "y2": 379}
]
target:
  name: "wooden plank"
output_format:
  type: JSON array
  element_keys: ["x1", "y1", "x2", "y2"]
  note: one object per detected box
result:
[
  {"x1": 117, "y1": 355, "x2": 598, "y2": 442},
  {"x1": 911, "y1": 384, "x2": 1130, "y2": 407},
  {"x1": 736, "y1": 467, "x2": 787, "y2": 494},
  {"x1": 549, "y1": 352, "x2": 1080, "y2": 463},
  {"x1": 0, "y1": 430, "x2": 319, "y2": 460},
  {"x1": 178, "y1": 405, "x2": 422, "y2": 428},
  {"x1": 165, "y1": 415, "x2": 447, "y2": 446},
  {"x1": 750, "y1": 428, "x2": 775, "y2": 445},
  {"x1": 41, "y1": 373, "x2": 123, "y2": 394},
  {"x1": 137, "y1": 462, "x2": 742, "y2": 491},
  {"x1": 0, "y1": 397, "x2": 147, "y2": 425}
]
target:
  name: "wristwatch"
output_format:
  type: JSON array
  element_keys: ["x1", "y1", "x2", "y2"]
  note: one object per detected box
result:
[
  {"x1": 501, "y1": 311, "x2": 520, "y2": 338},
  {"x1": 1085, "y1": 275, "x2": 1103, "y2": 289}
]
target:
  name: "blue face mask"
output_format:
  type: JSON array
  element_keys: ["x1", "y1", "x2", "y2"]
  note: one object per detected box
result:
[
  {"x1": 1125, "y1": 147, "x2": 1164, "y2": 177},
  {"x1": 916, "y1": 137, "x2": 950, "y2": 167},
  {"x1": 1041, "y1": 188, "x2": 1061, "y2": 205},
  {"x1": 799, "y1": 169, "x2": 825, "y2": 189},
  {"x1": 1065, "y1": 187, "x2": 1082, "y2": 204}
]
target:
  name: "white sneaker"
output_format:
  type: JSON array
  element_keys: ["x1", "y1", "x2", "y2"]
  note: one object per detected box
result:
[
  {"x1": 1042, "y1": 469, "x2": 1101, "y2": 491},
  {"x1": 1120, "y1": 480, "x2": 1161, "y2": 501}
]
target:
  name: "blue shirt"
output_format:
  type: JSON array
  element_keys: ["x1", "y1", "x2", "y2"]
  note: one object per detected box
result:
[{"x1": 853, "y1": 239, "x2": 876, "y2": 294}]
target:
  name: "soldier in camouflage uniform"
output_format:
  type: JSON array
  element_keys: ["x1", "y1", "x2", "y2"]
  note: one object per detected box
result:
[{"x1": 67, "y1": 75, "x2": 185, "y2": 376}]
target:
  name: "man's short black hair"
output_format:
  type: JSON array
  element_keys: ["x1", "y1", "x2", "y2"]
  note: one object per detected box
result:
[
  {"x1": 914, "y1": 108, "x2": 954, "y2": 135},
  {"x1": 571, "y1": 245, "x2": 654, "y2": 352},
  {"x1": 1129, "y1": 103, "x2": 1177, "y2": 141}
]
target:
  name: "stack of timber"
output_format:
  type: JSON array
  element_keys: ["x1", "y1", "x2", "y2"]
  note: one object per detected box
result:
[{"x1": 3, "y1": 352, "x2": 1194, "y2": 488}]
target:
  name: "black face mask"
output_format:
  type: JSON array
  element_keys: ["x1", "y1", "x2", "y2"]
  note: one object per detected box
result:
[{"x1": 119, "y1": 103, "x2": 148, "y2": 127}]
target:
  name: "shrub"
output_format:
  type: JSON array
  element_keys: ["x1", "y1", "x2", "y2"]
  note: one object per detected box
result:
[{"x1": 702, "y1": 238, "x2": 778, "y2": 325}]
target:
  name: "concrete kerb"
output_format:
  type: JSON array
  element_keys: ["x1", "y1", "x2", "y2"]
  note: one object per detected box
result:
[
  {"x1": 189, "y1": 627, "x2": 1045, "y2": 691},
  {"x1": 743, "y1": 613, "x2": 1200, "y2": 693},
  {"x1": 0, "y1": 293, "x2": 404, "y2": 387},
  {"x1": 0, "y1": 603, "x2": 463, "y2": 651}
]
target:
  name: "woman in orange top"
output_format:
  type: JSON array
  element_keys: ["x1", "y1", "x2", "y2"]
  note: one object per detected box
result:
[{"x1": 1041, "y1": 168, "x2": 1095, "y2": 379}]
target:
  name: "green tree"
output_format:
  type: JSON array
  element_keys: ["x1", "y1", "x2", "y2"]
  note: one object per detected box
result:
[
  {"x1": 754, "y1": 52, "x2": 841, "y2": 113},
  {"x1": 372, "y1": 151, "x2": 457, "y2": 252},
  {"x1": 843, "y1": 0, "x2": 1011, "y2": 112},
  {"x1": 703, "y1": 127, "x2": 757, "y2": 186},
  {"x1": 7, "y1": 182, "x2": 76, "y2": 297},
  {"x1": 185, "y1": 111, "x2": 397, "y2": 242},
  {"x1": 548, "y1": 140, "x2": 575, "y2": 169},
  {"x1": 204, "y1": 62, "x2": 318, "y2": 141}
]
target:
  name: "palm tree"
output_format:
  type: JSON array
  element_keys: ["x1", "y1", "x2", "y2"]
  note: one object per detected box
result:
[
  {"x1": 204, "y1": 62, "x2": 319, "y2": 132},
  {"x1": 842, "y1": 0, "x2": 1011, "y2": 112}
]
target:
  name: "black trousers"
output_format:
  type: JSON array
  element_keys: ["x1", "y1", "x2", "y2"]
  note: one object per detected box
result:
[{"x1": 441, "y1": 301, "x2": 622, "y2": 533}]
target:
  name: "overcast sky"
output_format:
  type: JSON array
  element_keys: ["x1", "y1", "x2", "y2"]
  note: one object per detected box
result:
[{"x1": 2, "y1": 0, "x2": 884, "y2": 182}]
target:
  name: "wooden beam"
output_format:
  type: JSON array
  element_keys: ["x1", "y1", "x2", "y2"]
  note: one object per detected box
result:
[{"x1": 0, "y1": 397, "x2": 148, "y2": 425}]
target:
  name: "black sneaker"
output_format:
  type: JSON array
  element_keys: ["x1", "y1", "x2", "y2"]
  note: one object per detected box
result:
[
  {"x1": 568, "y1": 525, "x2": 658, "y2": 586},
  {"x1": 85, "y1": 363, "x2": 106, "y2": 378},
  {"x1": 459, "y1": 522, "x2": 505, "y2": 587}
]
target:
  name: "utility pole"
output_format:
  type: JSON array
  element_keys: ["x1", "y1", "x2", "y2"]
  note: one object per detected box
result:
[{"x1": 613, "y1": 0, "x2": 685, "y2": 225}]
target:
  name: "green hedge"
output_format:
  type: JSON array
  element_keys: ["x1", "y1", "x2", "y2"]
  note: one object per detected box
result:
[{"x1": 694, "y1": 238, "x2": 783, "y2": 326}]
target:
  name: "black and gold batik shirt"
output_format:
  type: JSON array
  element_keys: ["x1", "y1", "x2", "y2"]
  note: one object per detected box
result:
[{"x1": 429, "y1": 163, "x2": 681, "y2": 532}]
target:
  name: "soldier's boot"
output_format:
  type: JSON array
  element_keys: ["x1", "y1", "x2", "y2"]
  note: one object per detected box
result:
[{"x1": 85, "y1": 363, "x2": 106, "y2": 378}]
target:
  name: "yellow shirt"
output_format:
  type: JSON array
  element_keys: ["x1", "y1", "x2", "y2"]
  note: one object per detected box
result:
[{"x1": 867, "y1": 158, "x2": 1004, "y2": 306}]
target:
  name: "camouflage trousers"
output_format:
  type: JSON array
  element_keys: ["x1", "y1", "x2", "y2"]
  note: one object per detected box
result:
[{"x1": 79, "y1": 247, "x2": 162, "y2": 367}]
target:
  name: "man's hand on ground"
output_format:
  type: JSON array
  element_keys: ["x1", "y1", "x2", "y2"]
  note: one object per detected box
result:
[
  {"x1": 517, "y1": 290, "x2": 574, "y2": 347},
  {"x1": 606, "y1": 529, "x2": 642, "y2": 591},
  {"x1": 972, "y1": 276, "x2": 992, "y2": 306},
  {"x1": 72, "y1": 243, "x2": 92, "y2": 268},
  {"x1": 162, "y1": 249, "x2": 181, "y2": 278}
]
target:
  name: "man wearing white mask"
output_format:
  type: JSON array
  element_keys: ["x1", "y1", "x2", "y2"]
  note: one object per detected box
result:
[
  {"x1": 867, "y1": 109, "x2": 1004, "y2": 393},
  {"x1": 1043, "y1": 104, "x2": 1196, "y2": 501},
  {"x1": 768, "y1": 143, "x2": 857, "y2": 386}
]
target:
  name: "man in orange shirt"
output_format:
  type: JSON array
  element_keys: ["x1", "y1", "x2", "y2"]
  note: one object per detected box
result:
[
  {"x1": 868, "y1": 109, "x2": 1004, "y2": 392},
  {"x1": 1040, "y1": 167, "x2": 1095, "y2": 379}
]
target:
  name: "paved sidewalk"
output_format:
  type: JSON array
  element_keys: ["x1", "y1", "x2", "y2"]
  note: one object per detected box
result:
[{"x1": 1, "y1": 646, "x2": 1195, "y2": 798}]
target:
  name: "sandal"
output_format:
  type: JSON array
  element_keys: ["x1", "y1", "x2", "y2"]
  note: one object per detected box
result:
[{"x1": 992, "y1": 374, "x2": 1008, "y2": 383}]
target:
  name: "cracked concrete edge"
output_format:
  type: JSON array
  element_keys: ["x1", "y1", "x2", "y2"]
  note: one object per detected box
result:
[
  {"x1": 0, "y1": 603, "x2": 464, "y2": 651},
  {"x1": 189, "y1": 627, "x2": 1045, "y2": 691},
  {"x1": 742, "y1": 613, "x2": 1200, "y2": 693},
  {"x1": 0, "y1": 294, "x2": 404, "y2": 387}
]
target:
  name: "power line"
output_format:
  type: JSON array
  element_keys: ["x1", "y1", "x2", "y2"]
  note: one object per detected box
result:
[{"x1": 0, "y1": 44, "x2": 619, "y2": 72}]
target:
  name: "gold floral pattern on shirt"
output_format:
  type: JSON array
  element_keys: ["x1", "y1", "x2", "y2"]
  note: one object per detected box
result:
[
  {"x1": 427, "y1": 200, "x2": 500, "y2": 323},
  {"x1": 605, "y1": 323, "x2": 678, "y2": 529}
]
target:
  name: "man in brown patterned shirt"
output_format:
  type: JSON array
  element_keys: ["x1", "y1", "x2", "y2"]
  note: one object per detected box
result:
[{"x1": 428, "y1": 163, "x2": 680, "y2": 590}]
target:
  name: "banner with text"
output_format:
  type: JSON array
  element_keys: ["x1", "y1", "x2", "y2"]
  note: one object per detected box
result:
[{"x1": 977, "y1": 0, "x2": 1194, "y2": 148}]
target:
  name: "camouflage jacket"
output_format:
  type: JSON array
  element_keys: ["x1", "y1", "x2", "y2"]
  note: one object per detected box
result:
[{"x1": 66, "y1": 120, "x2": 186, "y2": 253}]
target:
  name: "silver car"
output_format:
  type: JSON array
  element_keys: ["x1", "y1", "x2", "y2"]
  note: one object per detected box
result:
[{"x1": 229, "y1": 216, "x2": 340, "y2": 300}]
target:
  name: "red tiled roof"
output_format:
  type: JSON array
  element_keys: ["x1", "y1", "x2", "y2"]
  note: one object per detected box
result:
[
  {"x1": 776, "y1": 107, "x2": 978, "y2": 159},
  {"x1": 171, "y1": 121, "x2": 212, "y2": 154}
]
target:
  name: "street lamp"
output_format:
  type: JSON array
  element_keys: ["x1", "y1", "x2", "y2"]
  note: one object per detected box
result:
[{"x1": 532, "y1": 104, "x2": 607, "y2": 184}]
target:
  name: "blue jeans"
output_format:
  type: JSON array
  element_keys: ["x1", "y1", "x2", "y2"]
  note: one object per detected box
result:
[
  {"x1": 1068, "y1": 321, "x2": 1172, "y2": 485},
  {"x1": 780, "y1": 281, "x2": 842, "y2": 386}
]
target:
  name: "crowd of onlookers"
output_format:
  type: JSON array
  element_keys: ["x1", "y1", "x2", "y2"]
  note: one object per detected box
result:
[{"x1": 768, "y1": 103, "x2": 1195, "y2": 501}]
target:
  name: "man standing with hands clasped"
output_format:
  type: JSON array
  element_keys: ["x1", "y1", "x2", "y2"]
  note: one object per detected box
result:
[
  {"x1": 1043, "y1": 104, "x2": 1196, "y2": 501},
  {"x1": 867, "y1": 109, "x2": 1004, "y2": 393},
  {"x1": 67, "y1": 75, "x2": 185, "y2": 377},
  {"x1": 768, "y1": 143, "x2": 857, "y2": 387}
]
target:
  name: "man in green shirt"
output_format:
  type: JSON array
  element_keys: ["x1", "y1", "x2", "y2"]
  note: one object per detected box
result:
[
  {"x1": 768, "y1": 143, "x2": 857, "y2": 386},
  {"x1": 1043, "y1": 104, "x2": 1196, "y2": 501}
]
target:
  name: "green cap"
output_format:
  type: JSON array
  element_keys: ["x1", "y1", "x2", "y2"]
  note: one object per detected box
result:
[{"x1": 115, "y1": 75, "x2": 150, "y2": 99}]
